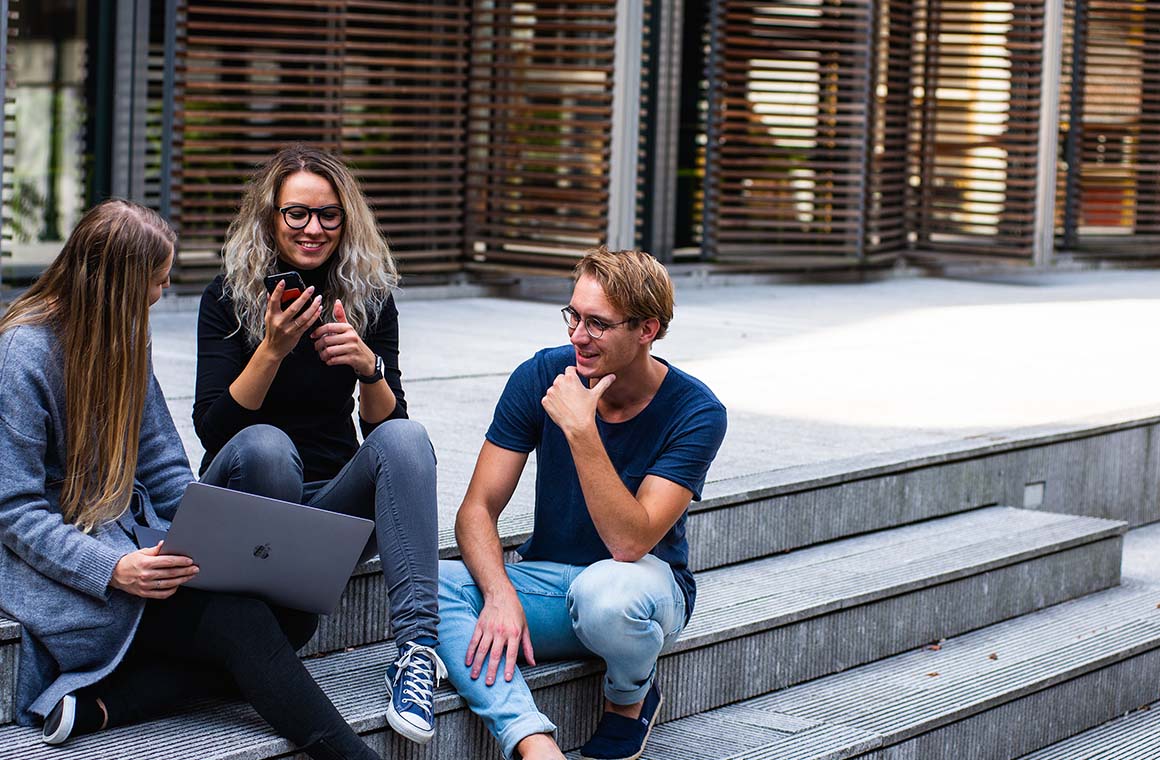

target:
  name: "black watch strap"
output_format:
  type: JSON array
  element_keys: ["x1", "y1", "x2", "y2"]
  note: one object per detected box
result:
[{"x1": 356, "y1": 354, "x2": 384, "y2": 384}]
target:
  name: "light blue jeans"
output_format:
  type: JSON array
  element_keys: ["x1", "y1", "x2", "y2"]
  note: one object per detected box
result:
[{"x1": 436, "y1": 555, "x2": 686, "y2": 760}]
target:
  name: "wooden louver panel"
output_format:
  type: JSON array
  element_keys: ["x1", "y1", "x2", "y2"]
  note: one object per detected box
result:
[
  {"x1": 174, "y1": 0, "x2": 470, "y2": 274},
  {"x1": 1058, "y1": 0, "x2": 1160, "y2": 254},
  {"x1": 865, "y1": 0, "x2": 916, "y2": 258},
  {"x1": 1, "y1": 0, "x2": 15, "y2": 252},
  {"x1": 145, "y1": 3, "x2": 173, "y2": 214},
  {"x1": 909, "y1": 0, "x2": 1044, "y2": 260},
  {"x1": 704, "y1": 0, "x2": 874, "y2": 263},
  {"x1": 465, "y1": 0, "x2": 617, "y2": 270}
]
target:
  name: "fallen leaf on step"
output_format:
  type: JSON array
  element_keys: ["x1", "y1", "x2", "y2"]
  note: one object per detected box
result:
[
  {"x1": 925, "y1": 643, "x2": 942, "y2": 651},
  {"x1": 988, "y1": 653, "x2": 998, "y2": 660},
  {"x1": 926, "y1": 672, "x2": 939, "y2": 677}
]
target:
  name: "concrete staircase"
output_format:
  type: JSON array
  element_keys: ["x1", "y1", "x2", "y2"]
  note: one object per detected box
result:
[
  {"x1": 619, "y1": 582, "x2": 1160, "y2": 760},
  {"x1": 2, "y1": 427, "x2": 1159, "y2": 759},
  {"x1": 1020, "y1": 699, "x2": 1160, "y2": 760}
]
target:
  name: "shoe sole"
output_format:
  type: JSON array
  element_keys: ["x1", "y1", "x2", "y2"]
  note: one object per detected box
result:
[
  {"x1": 579, "y1": 693, "x2": 664, "y2": 760},
  {"x1": 385, "y1": 697, "x2": 435, "y2": 745},
  {"x1": 42, "y1": 695, "x2": 76, "y2": 746}
]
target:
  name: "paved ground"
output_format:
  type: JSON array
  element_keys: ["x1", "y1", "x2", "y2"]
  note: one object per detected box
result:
[{"x1": 148, "y1": 269, "x2": 1160, "y2": 530}]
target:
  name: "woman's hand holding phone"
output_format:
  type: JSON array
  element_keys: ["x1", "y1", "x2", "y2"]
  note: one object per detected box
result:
[
  {"x1": 110, "y1": 543, "x2": 199, "y2": 599},
  {"x1": 263, "y1": 279, "x2": 323, "y2": 360}
]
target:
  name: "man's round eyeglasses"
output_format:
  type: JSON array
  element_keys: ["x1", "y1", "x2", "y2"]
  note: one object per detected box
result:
[
  {"x1": 561, "y1": 306, "x2": 637, "y2": 339},
  {"x1": 279, "y1": 204, "x2": 345, "y2": 231}
]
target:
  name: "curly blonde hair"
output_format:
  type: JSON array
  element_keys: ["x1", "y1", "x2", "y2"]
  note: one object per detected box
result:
[{"x1": 222, "y1": 144, "x2": 398, "y2": 346}]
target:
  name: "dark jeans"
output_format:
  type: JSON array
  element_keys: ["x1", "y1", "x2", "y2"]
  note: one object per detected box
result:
[
  {"x1": 201, "y1": 420, "x2": 440, "y2": 646},
  {"x1": 86, "y1": 589, "x2": 378, "y2": 760}
]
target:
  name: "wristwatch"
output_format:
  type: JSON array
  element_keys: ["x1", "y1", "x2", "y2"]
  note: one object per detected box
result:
[{"x1": 356, "y1": 354, "x2": 384, "y2": 384}]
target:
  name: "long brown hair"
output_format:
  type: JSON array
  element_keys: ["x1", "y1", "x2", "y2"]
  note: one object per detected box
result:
[
  {"x1": 223, "y1": 143, "x2": 397, "y2": 347},
  {"x1": 0, "y1": 199, "x2": 175, "y2": 531}
]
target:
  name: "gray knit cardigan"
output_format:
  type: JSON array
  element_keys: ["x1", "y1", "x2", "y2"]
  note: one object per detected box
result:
[{"x1": 0, "y1": 323, "x2": 194, "y2": 725}]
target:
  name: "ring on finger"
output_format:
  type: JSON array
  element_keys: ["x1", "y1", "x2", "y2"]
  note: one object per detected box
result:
[{"x1": 155, "y1": 580, "x2": 161, "y2": 590}]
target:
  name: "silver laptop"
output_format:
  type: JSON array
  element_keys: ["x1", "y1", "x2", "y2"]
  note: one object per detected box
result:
[{"x1": 135, "y1": 482, "x2": 374, "y2": 615}]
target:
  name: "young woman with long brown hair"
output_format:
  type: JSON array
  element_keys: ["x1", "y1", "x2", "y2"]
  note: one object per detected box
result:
[{"x1": 0, "y1": 199, "x2": 380, "y2": 759}]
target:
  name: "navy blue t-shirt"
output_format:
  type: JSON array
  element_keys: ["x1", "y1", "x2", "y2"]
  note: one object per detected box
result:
[{"x1": 486, "y1": 345, "x2": 727, "y2": 620}]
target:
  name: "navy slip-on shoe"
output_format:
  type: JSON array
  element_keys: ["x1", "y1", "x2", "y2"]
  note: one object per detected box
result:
[{"x1": 579, "y1": 681, "x2": 664, "y2": 760}]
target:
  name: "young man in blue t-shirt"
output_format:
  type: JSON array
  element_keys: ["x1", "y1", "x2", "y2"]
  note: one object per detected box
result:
[{"x1": 436, "y1": 248, "x2": 727, "y2": 760}]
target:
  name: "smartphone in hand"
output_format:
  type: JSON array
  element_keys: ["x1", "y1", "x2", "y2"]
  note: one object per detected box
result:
[
  {"x1": 264, "y1": 271, "x2": 324, "y2": 334},
  {"x1": 264, "y1": 271, "x2": 308, "y2": 308}
]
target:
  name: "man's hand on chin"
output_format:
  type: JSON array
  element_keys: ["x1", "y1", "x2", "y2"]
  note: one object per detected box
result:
[{"x1": 541, "y1": 366, "x2": 615, "y2": 437}]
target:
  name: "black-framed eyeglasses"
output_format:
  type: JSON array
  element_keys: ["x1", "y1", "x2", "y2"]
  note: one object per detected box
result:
[
  {"x1": 561, "y1": 306, "x2": 637, "y2": 339},
  {"x1": 279, "y1": 204, "x2": 345, "y2": 231}
]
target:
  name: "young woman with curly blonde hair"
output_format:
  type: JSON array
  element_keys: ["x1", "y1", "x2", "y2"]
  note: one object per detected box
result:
[{"x1": 193, "y1": 144, "x2": 443, "y2": 745}]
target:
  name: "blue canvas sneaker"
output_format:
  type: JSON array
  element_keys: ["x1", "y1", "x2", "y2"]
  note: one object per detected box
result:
[
  {"x1": 385, "y1": 641, "x2": 448, "y2": 744},
  {"x1": 579, "y1": 681, "x2": 664, "y2": 760}
]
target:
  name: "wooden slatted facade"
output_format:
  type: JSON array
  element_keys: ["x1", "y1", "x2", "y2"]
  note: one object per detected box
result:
[
  {"x1": 174, "y1": 0, "x2": 471, "y2": 275},
  {"x1": 7, "y1": 0, "x2": 1160, "y2": 279},
  {"x1": 704, "y1": 0, "x2": 876, "y2": 264},
  {"x1": 464, "y1": 0, "x2": 618, "y2": 271},
  {"x1": 1058, "y1": 0, "x2": 1160, "y2": 258},
  {"x1": 909, "y1": 0, "x2": 1045, "y2": 261}
]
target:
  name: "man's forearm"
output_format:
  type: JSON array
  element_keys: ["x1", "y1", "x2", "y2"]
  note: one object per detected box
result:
[
  {"x1": 456, "y1": 505, "x2": 519, "y2": 600},
  {"x1": 566, "y1": 425, "x2": 654, "y2": 560}
]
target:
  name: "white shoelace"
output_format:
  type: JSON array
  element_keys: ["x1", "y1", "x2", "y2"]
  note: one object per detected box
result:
[{"x1": 395, "y1": 643, "x2": 448, "y2": 716}]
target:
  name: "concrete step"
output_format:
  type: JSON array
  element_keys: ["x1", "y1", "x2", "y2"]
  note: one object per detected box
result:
[
  {"x1": 0, "y1": 618, "x2": 17, "y2": 725},
  {"x1": 8, "y1": 429, "x2": 1104, "y2": 675},
  {"x1": 8, "y1": 411, "x2": 1147, "y2": 678},
  {"x1": 628, "y1": 581, "x2": 1160, "y2": 760},
  {"x1": 0, "y1": 506, "x2": 1124, "y2": 756},
  {"x1": 1018, "y1": 701, "x2": 1160, "y2": 760},
  {"x1": 309, "y1": 447, "x2": 1149, "y2": 660}
]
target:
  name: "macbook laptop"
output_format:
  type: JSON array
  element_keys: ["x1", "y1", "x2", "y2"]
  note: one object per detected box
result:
[{"x1": 134, "y1": 482, "x2": 374, "y2": 615}]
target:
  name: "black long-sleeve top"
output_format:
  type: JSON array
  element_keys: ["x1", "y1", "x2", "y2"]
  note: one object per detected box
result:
[{"x1": 193, "y1": 262, "x2": 407, "y2": 483}]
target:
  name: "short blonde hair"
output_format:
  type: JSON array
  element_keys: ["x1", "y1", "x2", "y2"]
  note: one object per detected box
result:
[{"x1": 574, "y1": 246, "x2": 674, "y2": 340}]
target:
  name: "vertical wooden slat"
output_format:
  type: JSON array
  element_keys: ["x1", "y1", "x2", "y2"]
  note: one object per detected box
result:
[
  {"x1": 1057, "y1": 0, "x2": 1083, "y2": 247},
  {"x1": 0, "y1": 0, "x2": 13, "y2": 267},
  {"x1": 863, "y1": 0, "x2": 915, "y2": 258},
  {"x1": 145, "y1": 1, "x2": 172, "y2": 213}
]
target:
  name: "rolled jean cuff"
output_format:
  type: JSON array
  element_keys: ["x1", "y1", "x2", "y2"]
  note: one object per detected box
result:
[
  {"x1": 605, "y1": 664, "x2": 655, "y2": 706},
  {"x1": 499, "y1": 712, "x2": 557, "y2": 760}
]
